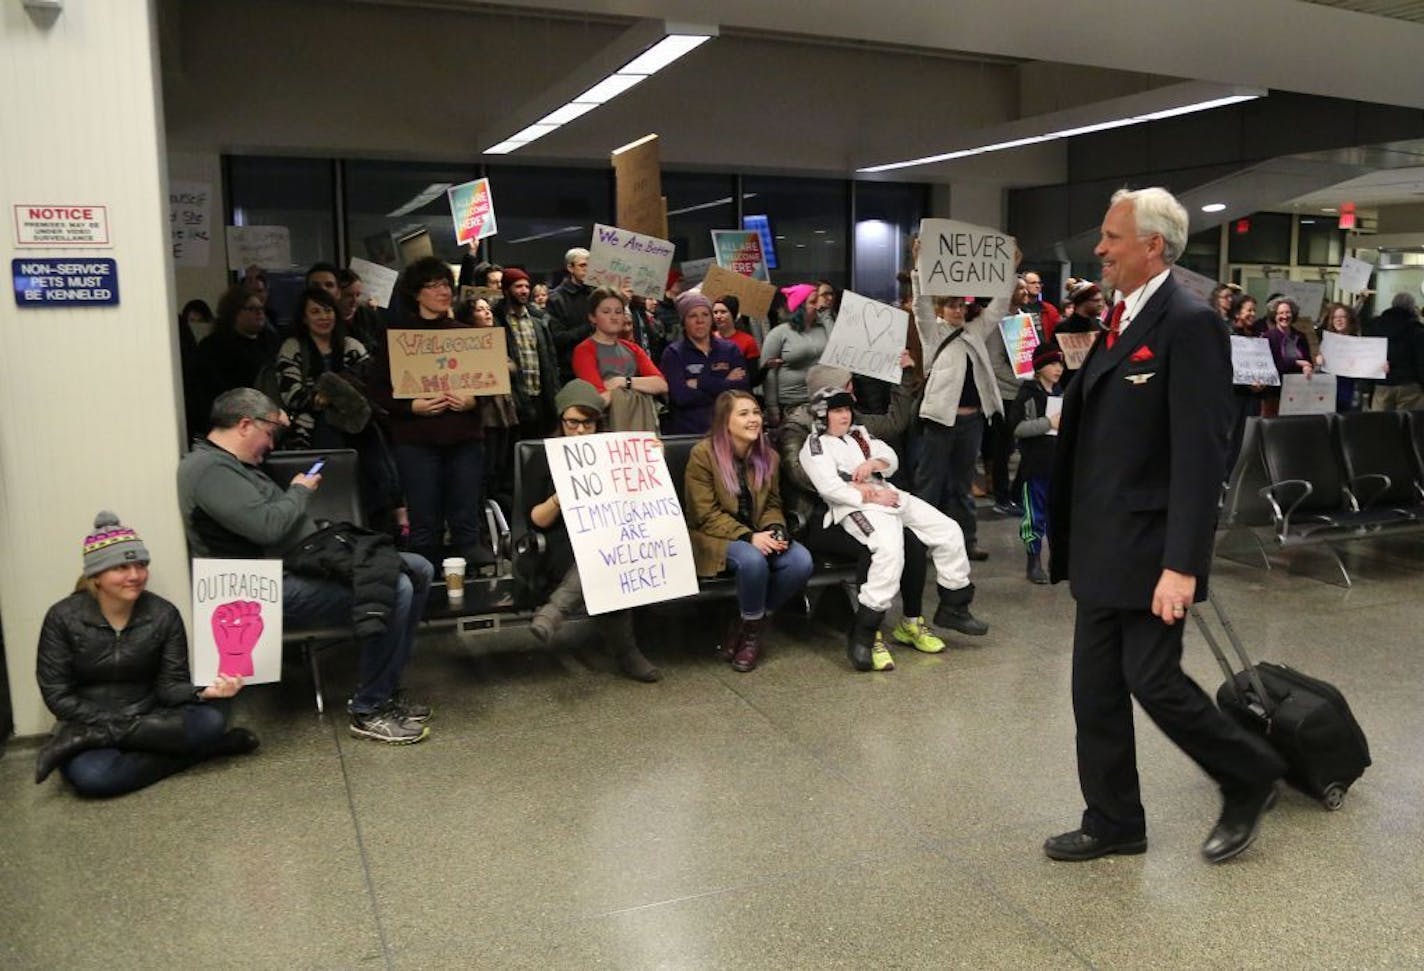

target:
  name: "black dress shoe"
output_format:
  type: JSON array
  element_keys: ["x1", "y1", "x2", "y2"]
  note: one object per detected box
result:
[
  {"x1": 1044, "y1": 828, "x2": 1148, "y2": 861},
  {"x1": 1201, "y1": 782, "x2": 1279, "y2": 863},
  {"x1": 967, "y1": 547, "x2": 989, "y2": 562}
]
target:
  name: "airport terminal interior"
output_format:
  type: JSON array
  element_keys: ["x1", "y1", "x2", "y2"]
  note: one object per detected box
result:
[{"x1": 4, "y1": 0, "x2": 1424, "y2": 967}]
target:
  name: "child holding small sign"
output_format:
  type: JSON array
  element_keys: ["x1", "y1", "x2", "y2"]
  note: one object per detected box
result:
[{"x1": 572, "y1": 287, "x2": 668, "y2": 433}]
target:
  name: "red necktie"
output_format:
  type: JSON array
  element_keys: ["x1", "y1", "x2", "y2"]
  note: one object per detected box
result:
[{"x1": 1105, "y1": 300, "x2": 1126, "y2": 349}]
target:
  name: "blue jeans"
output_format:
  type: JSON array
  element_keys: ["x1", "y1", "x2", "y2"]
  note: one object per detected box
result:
[
  {"x1": 394, "y1": 439, "x2": 484, "y2": 569},
  {"x1": 62, "y1": 704, "x2": 228, "y2": 798},
  {"x1": 722, "y1": 540, "x2": 814, "y2": 619},
  {"x1": 914, "y1": 413, "x2": 983, "y2": 548},
  {"x1": 284, "y1": 552, "x2": 434, "y2": 715}
]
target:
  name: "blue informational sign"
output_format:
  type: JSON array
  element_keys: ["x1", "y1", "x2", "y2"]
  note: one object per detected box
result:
[
  {"x1": 742, "y1": 214, "x2": 778, "y2": 270},
  {"x1": 12, "y1": 257, "x2": 119, "y2": 307}
]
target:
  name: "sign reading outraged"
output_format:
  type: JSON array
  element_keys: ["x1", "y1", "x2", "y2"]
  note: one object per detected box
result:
[
  {"x1": 917, "y1": 219, "x2": 1016, "y2": 297},
  {"x1": 586, "y1": 223, "x2": 676, "y2": 299},
  {"x1": 819, "y1": 289, "x2": 908, "y2": 383},
  {"x1": 387, "y1": 327, "x2": 512, "y2": 399},
  {"x1": 543, "y1": 432, "x2": 699, "y2": 615},
  {"x1": 191, "y1": 559, "x2": 283, "y2": 686},
  {"x1": 447, "y1": 178, "x2": 497, "y2": 245}
]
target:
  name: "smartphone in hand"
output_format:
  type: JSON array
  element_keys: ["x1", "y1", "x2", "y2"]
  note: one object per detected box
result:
[{"x1": 306, "y1": 459, "x2": 326, "y2": 476}]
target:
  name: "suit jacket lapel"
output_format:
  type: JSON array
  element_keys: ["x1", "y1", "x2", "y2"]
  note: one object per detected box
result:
[{"x1": 1081, "y1": 276, "x2": 1177, "y2": 398}]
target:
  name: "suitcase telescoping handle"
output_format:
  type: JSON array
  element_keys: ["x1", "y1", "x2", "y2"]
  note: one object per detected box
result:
[{"x1": 1189, "y1": 593, "x2": 1275, "y2": 719}]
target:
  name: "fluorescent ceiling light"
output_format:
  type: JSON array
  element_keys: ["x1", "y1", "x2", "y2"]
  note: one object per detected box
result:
[
  {"x1": 482, "y1": 25, "x2": 715, "y2": 155},
  {"x1": 1201, "y1": 203, "x2": 1227, "y2": 213},
  {"x1": 666, "y1": 196, "x2": 733, "y2": 216},
  {"x1": 858, "y1": 93, "x2": 1263, "y2": 174}
]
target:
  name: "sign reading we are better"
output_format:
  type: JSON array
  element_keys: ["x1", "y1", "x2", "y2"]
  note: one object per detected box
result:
[
  {"x1": 585, "y1": 223, "x2": 676, "y2": 299},
  {"x1": 386, "y1": 327, "x2": 512, "y2": 398},
  {"x1": 543, "y1": 432, "x2": 698, "y2": 615}
]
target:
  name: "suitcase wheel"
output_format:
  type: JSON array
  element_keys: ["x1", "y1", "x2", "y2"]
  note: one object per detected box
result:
[{"x1": 1322, "y1": 784, "x2": 1347, "y2": 811}]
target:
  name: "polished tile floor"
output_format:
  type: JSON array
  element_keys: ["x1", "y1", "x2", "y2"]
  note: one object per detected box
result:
[{"x1": 3, "y1": 518, "x2": 1422, "y2": 969}]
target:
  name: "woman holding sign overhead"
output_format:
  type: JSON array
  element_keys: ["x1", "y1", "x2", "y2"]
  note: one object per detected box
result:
[
  {"x1": 685, "y1": 390, "x2": 813, "y2": 672},
  {"x1": 524, "y1": 380, "x2": 660, "y2": 682},
  {"x1": 367, "y1": 256, "x2": 490, "y2": 573},
  {"x1": 33, "y1": 512, "x2": 258, "y2": 797}
]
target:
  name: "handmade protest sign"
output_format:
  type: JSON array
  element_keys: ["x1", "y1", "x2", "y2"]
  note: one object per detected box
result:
[
  {"x1": 458, "y1": 285, "x2": 504, "y2": 307},
  {"x1": 585, "y1": 223, "x2": 676, "y2": 299},
  {"x1": 191, "y1": 559, "x2": 283, "y2": 686},
  {"x1": 1279, "y1": 373, "x2": 1337, "y2": 415},
  {"x1": 999, "y1": 313, "x2": 1040, "y2": 380},
  {"x1": 1045, "y1": 396, "x2": 1063, "y2": 436},
  {"x1": 543, "y1": 432, "x2": 698, "y2": 614},
  {"x1": 387, "y1": 327, "x2": 511, "y2": 398},
  {"x1": 447, "y1": 178, "x2": 497, "y2": 245},
  {"x1": 1230, "y1": 336, "x2": 1281, "y2": 387},
  {"x1": 711, "y1": 230, "x2": 770, "y2": 281},
  {"x1": 917, "y1": 219, "x2": 1016, "y2": 297},
  {"x1": 612, "y1": 134, "x2": 667, "y2": 239},
  {"x1": 1057, "y1": 331, "x2": 1097, "y2": 370},
  {"x1": 1269, "y1": 280, "x2": 1326, "y2": 322},
  {"x1": 1320, "y1": 331, "x2": 1388, "y2": 379},
  {"x1": 818, "y1": 290, "x2": 908, "y2": 383},
  {"x1": 680, "y1": 257, "x2": 714, "y2": 287},
  {"x1": 348, "y1": 257, "x2": 398, "y2": 308},
  {"x1": 1338, "y1": 255, "x2": 1374, "y2": 294},
  {"x1": 225, "y1": 226, "x2": 291, "y2": 271},
  {"x1": 169, "y1": 181, "x2": 211, "y2": 268},
  {"x1": 699, "y1": 265, "x2": 777, "y2": 318}
]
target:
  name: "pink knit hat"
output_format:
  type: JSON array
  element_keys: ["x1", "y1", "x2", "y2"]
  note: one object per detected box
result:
[{"x1": 781, "y1": 283, "x2": 817, "y2": 313}]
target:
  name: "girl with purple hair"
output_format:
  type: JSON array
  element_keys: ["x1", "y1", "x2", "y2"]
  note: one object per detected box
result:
[{"x1": 684, "y1": 391, "x2": 813, "y2": 672}]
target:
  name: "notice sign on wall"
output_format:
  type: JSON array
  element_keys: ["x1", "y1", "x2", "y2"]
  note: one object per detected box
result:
[
  {"x1": 12, "y1": 258, "x2": 119, "y2": 307},
  {"x1": 191, "y1": 559, "x2": 283, "y2": 686},
  {"x1": 13, "y1": 204, "x2": 110, "y2": 246},
  {"x1": 387, "y1": 327, "x2": 512, "y2": 398},
  {"x1": 543, "y1": 432, "x2": 698, "y2": 615}
]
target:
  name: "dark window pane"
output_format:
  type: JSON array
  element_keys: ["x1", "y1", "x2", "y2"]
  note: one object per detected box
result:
[
  {"x1": 741, "y1": 175, "x2": 850, "y2": 292},
  {"x1": 664, "y1": 172, "x2": 738, "y2": 264},
  {"x1": 853, "y1": 181, "x2": 928, "y2": 305},
  {"x1": 343, "y1": 159, "x2": 479, "y2": 270},
  {"x1": 485, "y1": 165, "x2": 612, "y2": 284},
  {"x1": 227, "y1": 156, "x2": 336, "y2": 270},
  {"x1": 1179, "y1": 226, "x2": 1222, "y2": 279},
  {"x1": 1298, "y1": 218, "x2": 1344, "y2": 266},
  {"x1": 1227, "y1": 211, "x2": 1292, "y2": 265}
]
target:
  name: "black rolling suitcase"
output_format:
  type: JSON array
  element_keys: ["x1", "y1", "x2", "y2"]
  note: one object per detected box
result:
[{"x1": 1191, "y1": 594, "x2": 1371, "y2": 810}]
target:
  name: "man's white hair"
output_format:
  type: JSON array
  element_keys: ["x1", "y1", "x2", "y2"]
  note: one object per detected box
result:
[
  {"x1": 564, "y1": 247, "x2": 590, "y2": 266},
  {"x1": 1111, "y1": 187, "x2": 1188, "y2": 265}
]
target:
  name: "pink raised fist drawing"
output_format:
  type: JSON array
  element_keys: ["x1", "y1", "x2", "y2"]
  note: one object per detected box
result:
[{"x1": 212, "y1": 600, "x2": 264, "y2": 677}]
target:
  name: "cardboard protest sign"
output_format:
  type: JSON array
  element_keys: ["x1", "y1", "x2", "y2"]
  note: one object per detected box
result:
[
  {"x1": 169, "y1": 181, "x2": 212, "y2": 268},
  {"x1": 1269, "y1": 280, "x2": 1326, "y2": 322},
  {"x1": 348, "y1": 257, "x2": 399, "y2": 309},
  {"x1": 585, "y1": 224, "x2": 676, "y2": 299},
  {"x1": 387, "y1": 327, "x2": 511, "y2": 398},
  {"x1": 543, "y1": 432, "x2": 698, "y2": 614},
  {"x1": 1229, "y1": 336, "x2": 1281, "y2": 387},
  {"x1": 447, "y1": 178, "x2": 497, "y2": 245},
  {"x1": 917, "y1": 219, "x2": 1015, "y2": 297},
  {"x1": 700, "y1": 265, "x2": 777, "y2": 318},
  {"x1": 998, "y1": 313, "x2": 1040, "y2": 380},
  {"x1": 612, "y1": 134, "x2": 667, "y2": 239},
  {"x1": 396, "y1": 228, "x2": 433, "y2": 264},
  {"x1": 818, "y1": 290, "x2": 908, "y2": 383},
  {"x1": 1279, "y1": 373, "x2": 1337, "y2": 415},
  {"x1": 191, "y1": 559, "x2": 283, "y2": 686},
  {"x1": 1338, "y1": 255, "x2": 1374, "y2": 294},
  {"x1": 225, "y1": 226, "x2": 291, "y2": 271},
  {"x1": 458, "y1": 285, "x2": 504, "y2": 307},
  {"x1": 1320, "y1": 331, "x2": 1388, "y2": 379},
  {"x1": 711, "y1": 230, "x2": 770, "y2": 281},
  {"x1": 1057, "y1": 331, "x2": 1097, "y2": 370},
  {"x1": 1171, "y1": 264, "x2": 1219, "y2": 306}
]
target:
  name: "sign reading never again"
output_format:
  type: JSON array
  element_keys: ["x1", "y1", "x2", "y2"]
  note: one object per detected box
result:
[{"x1": 917, "y1": 219, "x2": 1016, "y2": 297}]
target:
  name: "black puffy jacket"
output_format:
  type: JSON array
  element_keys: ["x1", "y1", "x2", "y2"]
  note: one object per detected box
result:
[{"x1": 36, "y1": 591, "x2": 195, "y2": 729}]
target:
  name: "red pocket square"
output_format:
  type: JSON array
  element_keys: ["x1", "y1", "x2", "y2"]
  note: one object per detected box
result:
[{"x1": 1128, "y1": 346, "x2": 1155, "y2": 363}]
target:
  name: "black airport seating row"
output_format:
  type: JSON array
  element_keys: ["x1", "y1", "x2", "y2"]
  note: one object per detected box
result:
[{"x1": 1222, "y1": 410, "x2": 1424, "y2": 586}]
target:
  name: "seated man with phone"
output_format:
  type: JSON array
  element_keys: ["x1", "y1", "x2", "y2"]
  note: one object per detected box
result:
[{"x1": 177, "y1": 388, "x2": 434, "y2": 745}]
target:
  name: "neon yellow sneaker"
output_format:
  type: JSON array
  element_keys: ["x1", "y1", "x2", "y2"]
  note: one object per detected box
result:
[
  {"x1": 892, "y1": 616, "x2": 946, "y2": 654},
  {"x1": 870, "y1": 631, "x2": 895, "y2": 671}
]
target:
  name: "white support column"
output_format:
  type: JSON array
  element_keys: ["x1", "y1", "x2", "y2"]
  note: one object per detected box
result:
[{"x1": 0, "y1": 0, "x2": 189, "y2": 735}]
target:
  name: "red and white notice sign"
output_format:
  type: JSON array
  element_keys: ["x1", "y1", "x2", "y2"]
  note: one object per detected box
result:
[{"x1": 13, "y1": 205, "x2": 110, "y2": 246}]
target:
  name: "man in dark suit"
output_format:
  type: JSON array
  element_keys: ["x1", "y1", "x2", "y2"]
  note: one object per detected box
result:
[{"x1": 1045, "y1": 187, "x2": 1285, "y2": 864}]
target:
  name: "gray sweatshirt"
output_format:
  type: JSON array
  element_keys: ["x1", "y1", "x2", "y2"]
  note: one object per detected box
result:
[{"x1": 177, "y1": 439, "x2": 317, "y2": 558}]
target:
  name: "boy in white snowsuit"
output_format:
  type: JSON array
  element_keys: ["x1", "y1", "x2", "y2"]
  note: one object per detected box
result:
[{"x1": 799, "y1": 388, "x2": 989, "y2": 671}]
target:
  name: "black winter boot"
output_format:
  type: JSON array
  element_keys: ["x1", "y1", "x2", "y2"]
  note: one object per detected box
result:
[
  {"x1": 933, "y1": 583, "x2": 989, "y2": 637},
  {"x1": 594, "y1": 611, "x2": 661, "y2": 683},
  {"x1": 848, "y1": 606, "x2": 886, "y2": 672},
  {"x1": 1026, "y1": 551, "x2": 1048, "y2": 584}
]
